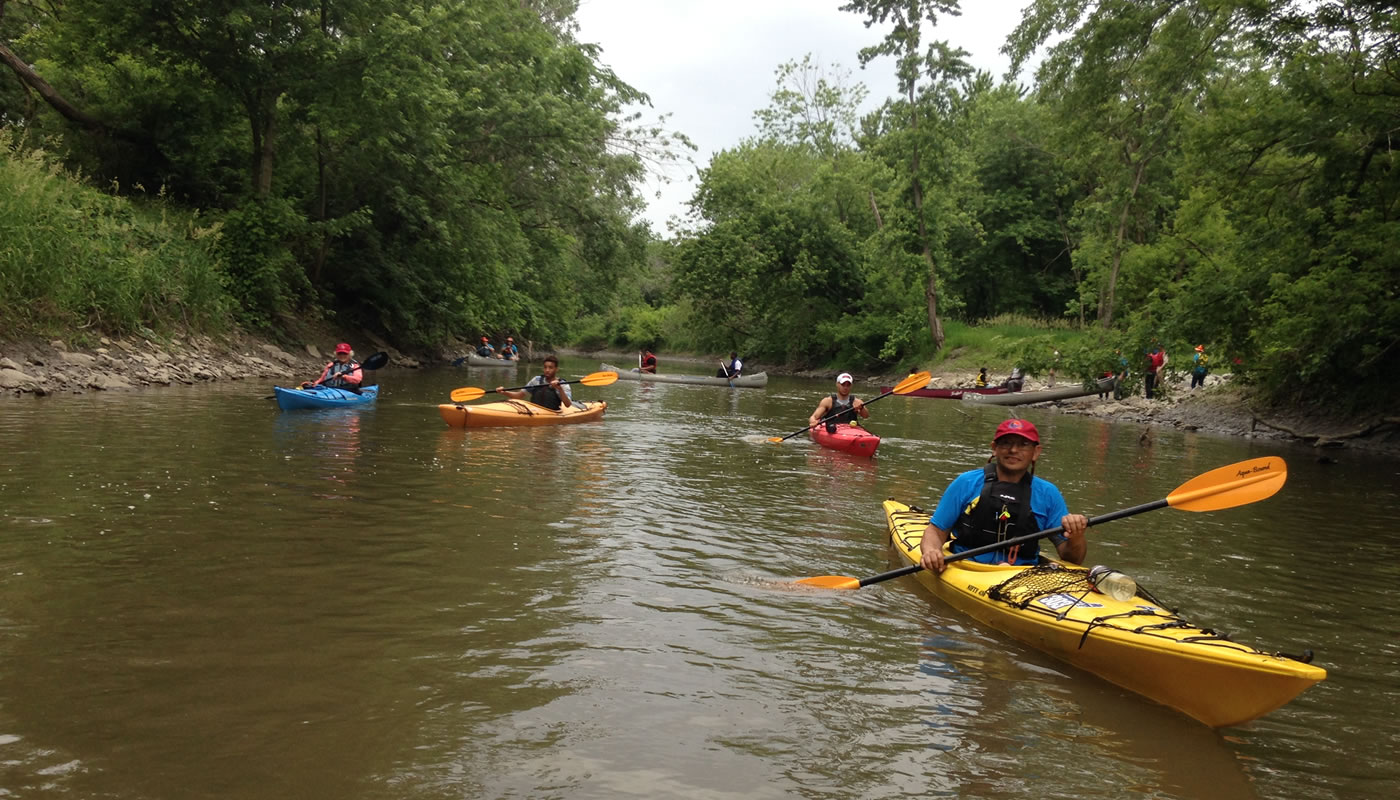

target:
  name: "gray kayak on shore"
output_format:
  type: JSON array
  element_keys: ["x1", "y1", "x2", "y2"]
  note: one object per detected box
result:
[
  {"x1": 600, "y1": 363, "x2": 768, "y2": 388},
  {"x1": 963, "y1": 377, "x2": 1118, "y2": 406}
]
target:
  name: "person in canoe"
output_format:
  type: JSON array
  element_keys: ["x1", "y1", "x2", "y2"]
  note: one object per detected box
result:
[
  {"x1": 716, "y1": 352, "x2": 743, "y2": 379},
  {"x1": 808, "y1": 372, "x2": 868, "y2": 433},
  {"x1": 500, "y1": 337, "x2": 520, "y2": 361},
  {"x1": 975, "y1": 367, "x2": 989, "y2": 388},
  {"x1": 477, "y1": 336, "x2": 497, "y2": 358},
  {"x1": 303, "y1": 342, "x2": 363, "y2": 392},
  {"x1": 639, "y1": 349, "x2": 658, "y2": 374},
  {"x1": 497, "y1": 355, "x2": 573, "y2": 410},
  {"x1": 918, "y1": 419, "x2": 1088, "y2": 572}
]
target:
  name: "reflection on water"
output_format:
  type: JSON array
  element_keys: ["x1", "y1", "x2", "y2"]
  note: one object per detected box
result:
[{"x1": 0, "y1": 371, "x2": 1395, "y2": 799}]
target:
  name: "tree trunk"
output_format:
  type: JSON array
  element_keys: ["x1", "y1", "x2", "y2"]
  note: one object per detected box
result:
[
  {"x1": 256, "y1": 108, "x2": 276, "y2": 197},
  {"x1": 907, "y1": 86, "x2": 944, "y2": 350},
  {"x1": 0, "y1": 40, "x2": 151, "y2": 147},
  {"x1": 1099, "y1": 155, "x2": 1147, "y2": 329}
]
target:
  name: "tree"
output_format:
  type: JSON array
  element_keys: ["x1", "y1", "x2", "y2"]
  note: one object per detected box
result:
[{"x1": 841, "y1": 0, "x2": 969, "y2": 350}]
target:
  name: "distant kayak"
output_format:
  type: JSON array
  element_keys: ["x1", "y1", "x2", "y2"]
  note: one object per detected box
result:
[
  {"x1": 600, "y1": 363, "x2": 768, "y2": 387},
  {"x1": 457, "y1": 353, "x2": 520, "y2": 367},
  {"x1": 878, "y1": 384, "x2": 1010, "y2": 399},
  {"x1": 963, "y1": 377, "x2": 1117, "y2": 406},
  {"x1": 437, "y1": 399, "x2": 607, "y2": 428},
  {"x1": 274, "y1": 385, "x2": 379, "y2": 411},
  {"x1": 810, "y1": 423, "x2": 881, "y2": 457}
]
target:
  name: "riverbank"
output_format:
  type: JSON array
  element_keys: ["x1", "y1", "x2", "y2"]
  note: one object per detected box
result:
[
  {"x1": 870, "y1": 364, "x2": 1400, "y2": 459},
  {"x1": 0, "y1": 328, "x2": 426, "y2": 397}
]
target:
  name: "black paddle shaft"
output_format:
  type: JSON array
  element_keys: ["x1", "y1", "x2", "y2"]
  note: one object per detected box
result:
[{"x1": 858, "y1": 498, "x2": 1170, "y2": 588}]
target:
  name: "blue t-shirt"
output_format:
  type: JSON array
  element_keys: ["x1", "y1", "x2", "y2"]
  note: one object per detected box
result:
[{"x1": 929, "y1": 467, "x2": 1071, "y2": 563}]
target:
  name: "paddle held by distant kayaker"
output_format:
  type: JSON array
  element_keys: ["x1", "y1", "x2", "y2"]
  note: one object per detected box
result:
[
  {"x1": 919, "y1": 418, "x2": 1088, "y2": 572},
  {"x1": 809, "y1": 372, "x2": 868, "y2": 433},
  {"x1": 303, "y1": 342, "x2": 363, "y2": 391},
  {"x1": 497, "y1": 355, "x2": 572, "y2": 410}
]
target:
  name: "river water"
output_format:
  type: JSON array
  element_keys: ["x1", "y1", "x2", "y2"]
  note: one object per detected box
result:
[{"x1": 1, "y1": 361, "x2": 1396, "y2": 799}]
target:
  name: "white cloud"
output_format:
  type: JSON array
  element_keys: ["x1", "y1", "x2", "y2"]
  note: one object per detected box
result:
[{"x1": 574, "y1": 0, "x2": 1035, "y2": 233}]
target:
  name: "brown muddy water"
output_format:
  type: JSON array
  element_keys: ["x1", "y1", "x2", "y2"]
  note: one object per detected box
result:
[{"x1": 1, "y1": 361, "x2": 1396, "y2": 799}]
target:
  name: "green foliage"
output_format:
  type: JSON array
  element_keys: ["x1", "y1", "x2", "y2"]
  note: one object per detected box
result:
[
  {"x1": 218, "y1": 197, "x2": 310, "y2": 326},
  {"x1": 0, "y1": 137, "x2": 230, "y2": 337}
]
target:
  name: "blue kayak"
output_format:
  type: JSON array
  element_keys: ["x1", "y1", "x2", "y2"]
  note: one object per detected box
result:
[{"x1": 273, "y1": 385, "x2": 379, "y2": 410}]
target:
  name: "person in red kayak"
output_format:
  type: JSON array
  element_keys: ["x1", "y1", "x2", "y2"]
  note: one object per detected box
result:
[
  {"x1": 808, "y1": 372, "x2": 868, "y2": 433},
  {"x1": 304, "y1": 342, "x2": 363, "y2": 391},
  {"x1": 919, "y1": 418, "x2": 1088, "y2": 571}
]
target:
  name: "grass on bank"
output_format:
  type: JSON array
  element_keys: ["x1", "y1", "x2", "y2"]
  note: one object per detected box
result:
[{"x1": 0, "y1": 136, "x2": 231, "y2": 342}]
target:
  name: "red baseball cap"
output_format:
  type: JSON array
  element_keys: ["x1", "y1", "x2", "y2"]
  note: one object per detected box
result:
[
  {"x1": 994, "y1": 418, "x2": 1040, "y2": 444},
  {"x1": 334, "y1": 342, "x2": 352, "y2": 354}
]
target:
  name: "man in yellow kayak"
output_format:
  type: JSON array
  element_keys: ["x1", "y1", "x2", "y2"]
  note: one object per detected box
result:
[
  {"x1": 919, "y1": 419, "x2": 1088, "y2": 572},
  {"x1": 497, "y1": 355, "x2": 573, "y2": 410},
  {"x1": 808, "y1": 372, "x2": 868, "y2": 433}
]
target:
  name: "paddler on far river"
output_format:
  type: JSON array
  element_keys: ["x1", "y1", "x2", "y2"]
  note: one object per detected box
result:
[{"x1": 919, "y1": 418, "x2": 1089, "y2": 572}]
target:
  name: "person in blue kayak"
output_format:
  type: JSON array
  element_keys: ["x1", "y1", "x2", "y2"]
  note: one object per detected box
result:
[
  {"x1": 497, "y1": 355, "x2": 573, "y2": 410},
  {"x1": 716, "y1": 351, "x2": 743, "y2": 379},
  {"x1": 303, "y1": 342, "x2": 363, "y2": 391},
  {"x1": 808, "y1": 372, "x2": 868, "y2": 433},
  {"x1": 919, "y1": 418, "x2": 1088, "y2": 572},
  {"x1": 500, "y1": 336, "x2": 520, "y2": 361},
  {"x1": 477, "y1": 336, "x2": 496, "y2": 358}
]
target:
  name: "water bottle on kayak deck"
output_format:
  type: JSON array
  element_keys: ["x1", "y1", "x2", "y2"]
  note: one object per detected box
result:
[{"x1": 1088, "y1": 565, "x2": 1137, "y2": 602}]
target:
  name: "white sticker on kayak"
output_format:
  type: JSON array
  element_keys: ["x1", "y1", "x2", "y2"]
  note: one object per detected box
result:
[{"x1": 1037, "y1": 593, "x2": 1104, "y2": 611}]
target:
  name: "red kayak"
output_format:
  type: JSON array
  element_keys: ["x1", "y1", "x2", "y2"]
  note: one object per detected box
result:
[{"x1": 809, "y1": 423, "x2": 881, "y2": 457}]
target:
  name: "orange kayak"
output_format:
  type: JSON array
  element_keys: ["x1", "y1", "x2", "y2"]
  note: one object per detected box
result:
[{"x1": 437, "y1": 399, "x2": 607, "y2": 428}]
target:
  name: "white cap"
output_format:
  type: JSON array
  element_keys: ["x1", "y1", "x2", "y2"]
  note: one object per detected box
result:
[{"x1": 836, "y1": 372, "x2": 853, "y2": 385}]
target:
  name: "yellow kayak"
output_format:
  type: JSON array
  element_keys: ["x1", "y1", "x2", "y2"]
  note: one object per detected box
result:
[
  {"x1": 437, "y1": 399, "x2": 607, "y2": 428},
  {"x1": 883, "y1": 499, "x2": 1325, "y2": 727}
]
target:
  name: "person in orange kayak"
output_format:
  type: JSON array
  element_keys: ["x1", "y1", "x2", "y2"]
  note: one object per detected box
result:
[
  {"x1": 304, "y1": 342, "x2": 363, "y2": 391},
  {"x1": 808, "y1": 372, "x2": 868, "y2": 433},
  {"x1": 497, "y1": 355, "x2": 573, "y2": 410},
  {"x1": 919, "y1": 418, "x2": 1088, "y2": 571}
]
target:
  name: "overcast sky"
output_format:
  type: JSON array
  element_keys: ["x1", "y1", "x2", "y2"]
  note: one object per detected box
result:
[{"x1": 573, "y1": 0, "x2": 1034, "y2": 233}]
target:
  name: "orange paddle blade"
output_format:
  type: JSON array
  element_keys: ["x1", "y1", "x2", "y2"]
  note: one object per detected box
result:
[
  {"x1": 891, "y1": 370, "x2": 932, "y2": 394},
  {"x1": 794, "y1": 575, "x2": 861, "y2": 590},
  {"x1": 577, "y1": 371, "x2": 620, "y2": 386},
  {"x1": 1167, "y1": 456, "x2": 1287, "y2": 511},
  {"x1": 449, "y1": 386, "x2": 487, "y2": 403}
]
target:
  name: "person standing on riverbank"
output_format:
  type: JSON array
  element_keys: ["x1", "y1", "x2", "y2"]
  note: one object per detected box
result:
[
  {"x1": 919, "y1": 418, "x2": 1088, "y2": 570},
  {"x1": 304, "y1": 342, "x2": 363, "y2": 391},
  {"x1": 808, "y1": 372, "x2": 867, "y2": 432},
  {"x1": 1145, "y1": 344, "x2": 1167, "y2": 399},
  {"x1": 1191, "y1": 345, "x2": 1210, "y2": 389}
]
